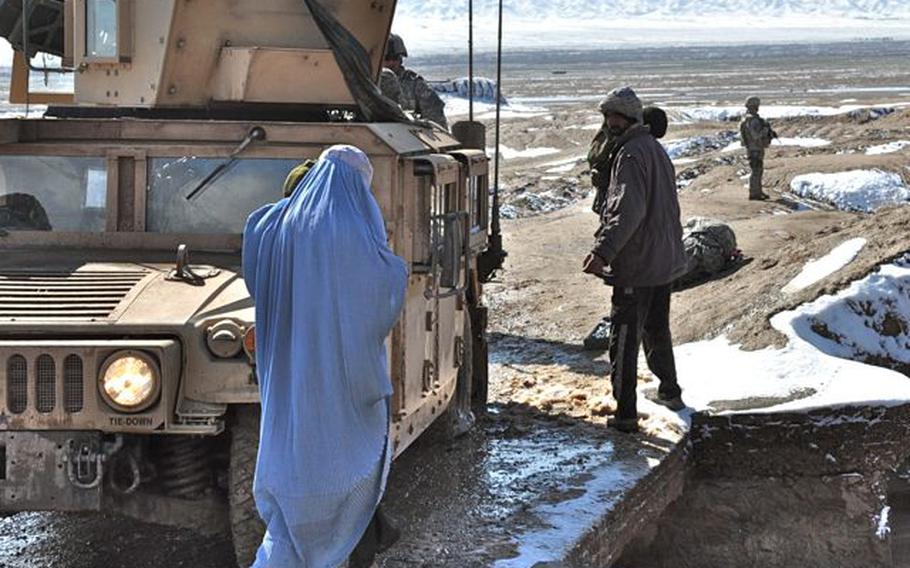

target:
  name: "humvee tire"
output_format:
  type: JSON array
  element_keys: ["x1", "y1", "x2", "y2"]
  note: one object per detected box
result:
[
  {"x1": 230, "y1": 404, "x2": 265, "y2": 567},
  {"x1": 469, "y1": 303, "x2": 489, "y2": 414}
]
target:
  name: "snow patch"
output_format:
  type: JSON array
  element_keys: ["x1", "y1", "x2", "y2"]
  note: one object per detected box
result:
[
  {"x1": 674, "y1": 259, "x2": 910, "y2": 415},
  {"x1": 722, "y1": 137, "x2": 831, "y2": 153},
  {"x1": 677, "y1": 104, "x2": 903, "y2": 123},
  {"x1": 789, "y1": 170, "x2": 910, "y2": 212},
  {"x1": 782, "y1": 238, "x2": 867, "y2": 294},
  {"x1": 442, "y1": 94, "x2": 548, "y2": 121},
  {"x1": 487, "y1": 146, "x2": 560, "y2": 160},
  {"x1": 876, "y1": 505, "x2": 892, "y2": 539},
  {"x1": 662, "y1": 131, "x2": 738, "y2": 160},
  {"x1": 865, "y1": 141, "x2": 910, "y2": 155},
  {"x1": 546, "y1": 163, "x2": 577, "y2": 174}
]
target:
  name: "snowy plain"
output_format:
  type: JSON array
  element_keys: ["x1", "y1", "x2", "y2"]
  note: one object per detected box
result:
[{"x1": 394, "y1": 0, "x2": 910, "y2": 55}]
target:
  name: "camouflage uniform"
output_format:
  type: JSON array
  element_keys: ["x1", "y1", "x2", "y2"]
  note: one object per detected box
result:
[
  {"x1": 739, "y1": 96, "x2": 775, "y2": 199},
  {"x1": 395, "y1": 67, "x2": 448, "y2": 129},
  {"x1": 378, "y1": 68, "x2": 402, "y2": 105}
]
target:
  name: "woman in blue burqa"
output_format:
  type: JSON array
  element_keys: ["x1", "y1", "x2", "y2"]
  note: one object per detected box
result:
[{"x1": 242, "y1": 144, "x2": 408, "y2": 567}]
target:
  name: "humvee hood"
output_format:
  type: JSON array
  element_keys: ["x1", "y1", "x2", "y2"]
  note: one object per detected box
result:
[{"x1": 0, "y1": 261, "x2": 252, "y2": 328}]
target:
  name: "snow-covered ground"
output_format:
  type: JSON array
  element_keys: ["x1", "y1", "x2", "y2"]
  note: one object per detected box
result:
[
  {"x1": 670, "y1": 257, "x2": 910, "y2": 418},
  {"x1": 782, "y1": 238, "x2": 867, "y2": 294},
  {"x1": 720, "y1": 136, "x2": 830, "y2": 153},
  {"x1": 866, "y1": 141, "x2": 910, "y2": 155},
  {"x1": 662, "y1": 132, "x2": 738, "y2": 160},
  {"x1": 394, "y1": 1, "x2": 910, "y2": 54},
  {"x1": 673, "y1": 104, "x2": 904, "y2": 123},
  {"x1": 789, "y1": 170, "x2": 910, "y2": 212}
]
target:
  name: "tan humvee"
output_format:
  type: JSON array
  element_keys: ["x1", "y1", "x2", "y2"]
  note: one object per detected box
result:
[{"x1": 0, "y1": 1, "x2": 503, "y2": 564}]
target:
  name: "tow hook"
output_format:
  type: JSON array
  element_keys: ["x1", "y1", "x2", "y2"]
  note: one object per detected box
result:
[{"x1": 64, "y1": 439, "x2": 105, "y2": 489}]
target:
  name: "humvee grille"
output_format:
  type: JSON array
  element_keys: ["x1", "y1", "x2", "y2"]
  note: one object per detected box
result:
[
  {"x1": 6, "y1": 355, "x2": 27, "y2": 414},
  {"x1": 63, "y1": 355, "x2": 84, "y2": 413},
  {"x1": 36, "y1": 355, "x2": 56, "y2": 413},
  {"x1": 0, "y1": 270, "x2": 148, "y2": 321},
  {"x1": 4, "y1": 353, "x2": 85, "y2": 415}
]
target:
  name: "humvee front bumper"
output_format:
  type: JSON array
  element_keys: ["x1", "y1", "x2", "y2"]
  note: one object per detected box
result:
[{"x1": 0, "y1": 430, "x2": 103, "y2": 511}]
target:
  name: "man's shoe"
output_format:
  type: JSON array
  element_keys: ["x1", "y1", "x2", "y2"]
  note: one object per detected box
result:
[
  {"x1": 607, "y1": 416, "x2": 639, "y2": 433},
  {"x1": 748, "y1": 193, "x2": 770, "y2": 201},
  {"x1": 653, "y1": 394, "x2": 686, "y2": 412}
]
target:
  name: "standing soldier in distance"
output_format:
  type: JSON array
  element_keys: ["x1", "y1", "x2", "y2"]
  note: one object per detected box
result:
[
  {"x1": 740, "y1": 96, "x2": 777, "y2": 201},
  {"x1": 381, "y1": 34, "x2": 448, "y2": 129}
]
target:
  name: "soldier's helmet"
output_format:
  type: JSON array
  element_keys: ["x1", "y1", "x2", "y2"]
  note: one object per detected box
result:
[
  {"x1": 745, "y1": 96, "x2": 761, "y2": 111},
  {"x1": 385, "y1": 34, "x2": 408, "y2": 60}
]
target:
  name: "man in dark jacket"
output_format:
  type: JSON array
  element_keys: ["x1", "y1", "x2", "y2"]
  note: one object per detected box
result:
[{"x1": 583, "y1": 86, "x2": 688, "y2": 433}]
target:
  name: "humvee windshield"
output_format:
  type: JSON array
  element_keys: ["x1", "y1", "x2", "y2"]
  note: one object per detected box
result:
[
  {"x1": 147, "y1": 157, "x2": 297, "y2": 234},
  {"x1": 0, "y1": 156, "x2": 107, "y2": 232}
]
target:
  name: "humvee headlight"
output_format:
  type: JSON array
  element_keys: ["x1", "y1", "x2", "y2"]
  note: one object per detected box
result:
[
  {"x1": 206, "y1": 320, "x2": 244, "y2": 359},
  {"x1": 99, "y1": 351, "x2": 160, "y2": 412}
]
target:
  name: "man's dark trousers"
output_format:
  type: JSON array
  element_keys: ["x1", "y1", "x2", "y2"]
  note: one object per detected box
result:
[{"x1": 608, "y1": 284, "x2": 682, "y2": 420}]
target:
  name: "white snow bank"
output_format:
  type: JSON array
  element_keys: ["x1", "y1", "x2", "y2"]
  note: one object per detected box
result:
[
  {"x1": 782, "y1": 238, "x2": 867, "y2": 294},
  {"x1": 675, "y1": 104, "x2": 904, "y2": 123},
  {"x1": 789, "y1": 170, "x2": 910, "y2": 212},
  {"x1": 662, "y1": 132, "x2": 738, "y2": 159},
  {"x1": 866, "y1": 141, "x2": 910, "y2": 155},
  {"x1": 487, "y1": 146, "x2": 560, "y2": 160},
  {"x1": 546, "y1": 163, "x2": 577, "y2": 174},
  {"x1": 442, "y1": 94, "x2": 547, "y2": 120},
  {"x1": 674, "y1": 259, "x2": 910, "y2": 415},
  {"x1": 774, "y1": 137, "x2": 832, "y2": 148},
  {"x1": 789, "y1": 260, "x2": 910, "y2": 371},
  {"x1": 722, "y1": 137, "x2": 831, "y2": 153}
]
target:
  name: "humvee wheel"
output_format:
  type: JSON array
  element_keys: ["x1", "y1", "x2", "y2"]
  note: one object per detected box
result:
[
  {"x1": 230, "y1": 404, "x2": 265, "y2": 567},
  {"x1": 469, "y1": 303, "x2": 489, "y2": 414}
]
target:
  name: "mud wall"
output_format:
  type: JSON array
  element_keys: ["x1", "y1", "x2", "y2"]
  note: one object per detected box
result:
[{"x1": 617, "y1": 404, "x2": 910, "y2": 568}]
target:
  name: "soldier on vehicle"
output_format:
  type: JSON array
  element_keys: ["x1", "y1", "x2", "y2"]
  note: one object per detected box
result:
[
  {"x1": 582, "y1": 87, "x2": 688, "y2": 433},
  {"x1": 381, "y1": 33, "x2": 448, "y2": 129},
  {"x1": 740, "y1": 96, "x2": 777, "y2": 201}
]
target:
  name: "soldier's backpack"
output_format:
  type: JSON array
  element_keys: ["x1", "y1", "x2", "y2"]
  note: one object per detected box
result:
[{"x1": 676, "y1": 217, "x2": 741, "y2": 288}]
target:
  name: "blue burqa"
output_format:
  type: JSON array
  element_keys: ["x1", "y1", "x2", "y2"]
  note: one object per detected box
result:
[{"x1": 242, "y1": 145, "x2": 408, "y2": 567}]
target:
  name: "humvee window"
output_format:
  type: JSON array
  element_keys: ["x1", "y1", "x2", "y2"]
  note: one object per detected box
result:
[
  {"x1": 0, "y1": 156, "x2": 107, "y2": 232},
  {"x1": 146, "y1": 158, "x2": 295, "y2": 234},
  {"x1": 469, "y1": 174, "x2": 489, "y2": 234},
  {"x1": 85, "y1": 0, "x2": 118, "y2": 59}
]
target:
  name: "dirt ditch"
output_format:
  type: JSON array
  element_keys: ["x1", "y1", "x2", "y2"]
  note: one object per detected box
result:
[{"x1": 618, "y1": 404, "x2": 910, "y2": 568}]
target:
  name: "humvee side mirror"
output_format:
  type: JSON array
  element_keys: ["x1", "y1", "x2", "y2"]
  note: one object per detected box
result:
[{"x1": 439, "y1": 212, "x2": 465, "y2": 288}]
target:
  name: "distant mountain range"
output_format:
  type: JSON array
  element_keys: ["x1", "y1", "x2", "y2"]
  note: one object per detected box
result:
[{"x1": 396, "y1": 0, "x2": 910, "y2": 20}]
